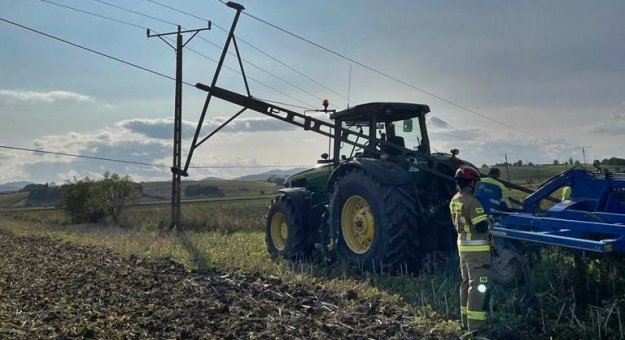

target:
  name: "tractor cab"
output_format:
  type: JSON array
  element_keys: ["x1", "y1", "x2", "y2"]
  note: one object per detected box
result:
[{"x1": 330, "y1": 102, "x2": 431, "y2": 158}]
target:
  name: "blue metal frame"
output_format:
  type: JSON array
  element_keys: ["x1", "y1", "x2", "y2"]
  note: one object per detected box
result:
[{"x1": 476, "y1": 168, "x2": 625, "y2": 254}]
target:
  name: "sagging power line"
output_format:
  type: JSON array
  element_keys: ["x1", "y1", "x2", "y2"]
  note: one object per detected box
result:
[
  {"x1": 0, "y1": 17, "x2": 189, "y2": 85},
  {"x1": 82, "y1": 0, "x2": 322, "y2": 108},
  {"x1": 206, "y1": 0, "x2": 547, "y2": 141},
  {"x1": 28, "y1": 0, "x2": 317, "y2": 110},
  {"x1": 0, "y1": 145, "x2": 306, "y2": 169},
  {"x1": 143, "y1": 0, "x2": 356, "y2": 105},
  {"x1": 2, "y1": 12, "x2": 544, "y2": 153}
]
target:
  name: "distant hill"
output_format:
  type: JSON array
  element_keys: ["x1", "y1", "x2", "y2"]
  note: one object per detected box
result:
[
  {"x1": 235, "y1": 168, "x2": 308, "y2": 181},
  {"x1": 0, "y1": 181, "x2": 34, "y2": 192},
  {"x1": 200, "y1": 176, "x2": 226, "y2": 181}
]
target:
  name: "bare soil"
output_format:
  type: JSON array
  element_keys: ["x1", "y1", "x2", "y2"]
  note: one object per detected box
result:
[{"x1": 0, "y1": 230, "x2": 454, "y2": 339}]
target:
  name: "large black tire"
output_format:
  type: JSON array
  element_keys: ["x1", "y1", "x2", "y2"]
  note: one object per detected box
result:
[
  {"x1": 491, "y1": 239, "x2": 526, "y2": 288},
  {"x1": 266, "y1": 195, "x2": 312, "y2": 260},
  {"x1": 329, "y1": 168, "x2": 421, "y2": 271}
]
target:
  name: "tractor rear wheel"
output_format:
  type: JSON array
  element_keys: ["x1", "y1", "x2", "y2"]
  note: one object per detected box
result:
[
  {"x1": 266, "y1": 195, "x2": 311, "y2": 259},
  {"x1": 329, "y1": 168, "x2": 421, "y2": 271}
]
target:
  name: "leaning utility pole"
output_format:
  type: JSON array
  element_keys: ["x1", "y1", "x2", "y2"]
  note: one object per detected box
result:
[
  {"x1": 148, "y1": 23, "x2": 211, "y2": 229},
  {"x1": 577, "y1": 146, "x2": 592, "y2": 165}
]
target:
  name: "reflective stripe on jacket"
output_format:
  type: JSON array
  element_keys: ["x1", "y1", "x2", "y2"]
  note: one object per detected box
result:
[{"x1": 450, "y1": 191, "x2": 491, "y2": 247}]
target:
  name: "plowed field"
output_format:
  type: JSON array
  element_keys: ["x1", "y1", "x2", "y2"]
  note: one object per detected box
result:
[{"x1": 0, "y1": 230, "x2": 450, "y2": 339}]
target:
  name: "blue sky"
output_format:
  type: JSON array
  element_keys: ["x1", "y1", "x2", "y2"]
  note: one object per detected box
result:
[{"x1": 1, "y1": 0, "x2": 624, "y2": 183}]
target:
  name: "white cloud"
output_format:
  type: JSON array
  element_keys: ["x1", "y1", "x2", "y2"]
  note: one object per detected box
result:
[
  {"x1": 586, "y1": 113, "x2": 625, "y2": 136},
  {"x1": 0, "y1": 89, "x2": 94, "y2": 103},
  {"x1": 589, "y1": 121, "x2": 625, "y2": 136},
  {"x1": 0, "y1": 116, "x2": 305, "y2": 183},
  {"x1": 427, "y1": 116, "x2": 450, "y2": 129},
  {"x1": 117, "y1": 115, "x2": 299, "y2": 139}
]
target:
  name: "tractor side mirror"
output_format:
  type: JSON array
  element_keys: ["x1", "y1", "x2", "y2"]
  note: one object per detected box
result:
[
  {"x1": 403, "y1": 119, "x2": 413, "y2": 132},
  {"x1": 451, "y1": 149, "x2": 460, "y2": 157}
]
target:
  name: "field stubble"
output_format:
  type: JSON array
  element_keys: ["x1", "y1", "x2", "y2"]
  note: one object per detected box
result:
[{"x1": 2, "y1": 198, "x2": 625, "y2": 339}]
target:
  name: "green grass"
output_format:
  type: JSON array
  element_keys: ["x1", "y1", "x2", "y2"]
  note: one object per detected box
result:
[
  {"x1": 3, "y1": 168, "x2": 625, "y2": 339},
  {"x1": 485, "y1": 164, "x2": 621, "y2": 186},
  {"x1": 140, "y1": 179, "x2": 279, "y2": 201},
  {"x1": 3, "y1": 200, "x2": 625, "y2": 339},
  {"x1": 0, "y1": 191, "x2": 29, "y2": 208}
]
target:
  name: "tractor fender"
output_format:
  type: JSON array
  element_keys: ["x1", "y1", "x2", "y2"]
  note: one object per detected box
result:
[
  {"x1": 277, "y1": 187, "x2": 311, "y2": 228},
  {"x1": 326, "y1": 160, "x2": 412, "y2": 192}
]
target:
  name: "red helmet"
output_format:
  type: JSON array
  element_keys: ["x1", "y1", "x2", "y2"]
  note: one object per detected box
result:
[{"x1": 455, "y1": 165, "x2": 481, "y2": 182}]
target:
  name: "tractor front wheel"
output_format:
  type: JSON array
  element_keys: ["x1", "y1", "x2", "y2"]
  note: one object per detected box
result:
[{"x1": 266, "y1": 195, "x2": 311, "y2": 259}]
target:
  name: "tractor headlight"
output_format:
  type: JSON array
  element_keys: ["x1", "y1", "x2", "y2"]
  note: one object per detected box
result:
[{"x1": 477, "y1": 284, "x2": 487, "y2": 293}]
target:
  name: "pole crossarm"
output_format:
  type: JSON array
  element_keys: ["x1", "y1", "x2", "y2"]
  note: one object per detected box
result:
[{"x1": 146, "y1": 23, "x2": 211, "y2": 38}]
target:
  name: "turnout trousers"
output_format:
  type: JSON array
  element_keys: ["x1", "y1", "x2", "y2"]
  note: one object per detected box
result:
[{"x1": 459, "y1": 247, "x2": 491, "y2": 331}]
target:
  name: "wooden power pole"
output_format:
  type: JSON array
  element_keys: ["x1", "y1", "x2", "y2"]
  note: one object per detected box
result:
[{"x1": 148, "y1": 23, "x2": 211, "y2": 229}]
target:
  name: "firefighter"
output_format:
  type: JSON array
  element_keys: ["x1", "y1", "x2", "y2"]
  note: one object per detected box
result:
[{"x1": 450, "y1": 165, "x2": 493, "y2": 332}]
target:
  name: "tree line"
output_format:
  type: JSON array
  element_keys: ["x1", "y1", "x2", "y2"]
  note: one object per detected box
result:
[{"x1": 484, "y1": 156, "x2": 625, "y2": 168}]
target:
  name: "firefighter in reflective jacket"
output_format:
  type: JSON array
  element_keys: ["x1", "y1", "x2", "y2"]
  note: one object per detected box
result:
[{"x1": 450, "y1": 165, "x2": 493, "y2": 331}]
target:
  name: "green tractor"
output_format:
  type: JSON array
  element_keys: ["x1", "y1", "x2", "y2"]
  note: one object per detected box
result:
[{"x1": 266, "y1": 102, "x2": 472, "y2": 270}]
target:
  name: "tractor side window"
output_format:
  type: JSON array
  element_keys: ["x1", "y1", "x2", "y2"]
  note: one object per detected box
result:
[
  {"x1": 391, "y1": 118, "x2": 422, "y2": 152},
  {"x1": 341, "y1": 122, "x2": 372, "y2": 159}
]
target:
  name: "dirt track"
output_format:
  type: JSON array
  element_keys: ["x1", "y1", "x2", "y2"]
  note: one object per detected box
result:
[{"x1": 0, "y1": 230, "x2": 452, "y2": 339}]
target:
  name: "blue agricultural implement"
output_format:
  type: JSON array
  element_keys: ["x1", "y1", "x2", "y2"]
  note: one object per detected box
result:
[{"x1": 476, "y1": 167, "x2": 625, "y2": 291}]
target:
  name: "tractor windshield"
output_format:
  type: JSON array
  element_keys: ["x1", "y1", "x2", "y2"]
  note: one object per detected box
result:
[{"x1": 387, "y1": 118, "x2": 424, "y2": 152}]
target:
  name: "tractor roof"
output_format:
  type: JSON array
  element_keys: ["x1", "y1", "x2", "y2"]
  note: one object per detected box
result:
[{"x1": 330, "y1": 102, "x2": 430, "y2": 123}]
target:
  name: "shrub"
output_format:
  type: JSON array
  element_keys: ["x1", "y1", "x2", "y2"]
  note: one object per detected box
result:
[
  {"x1": 96, "y1": 172, "x2": 141, "y2": 223},
  {"x1": 58, "y1": 172, "x2": 140, "y2": 224},
  {"x1": 57, "y1": 177, "x2": 104, "y2": 224}
]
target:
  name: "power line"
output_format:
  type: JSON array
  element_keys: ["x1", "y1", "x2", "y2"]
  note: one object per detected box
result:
[
  {"x1": 1, "y1": 12, "x2": 540, "y2": 155},
  {"x1": 91, "y1": 0, "x2": 177, "y2": 26},
  {"x1": 84, "y1": 0, "x2": 320, "y2": 108},
  {"x1": 0, "y1": 145, "x2": 306, "y2": 169},
  {"x1": 0, "y1": 16, "x2": 189, "y2": 85},
  {"x1": 252, "y1": 97, "x2": 318, "y2": 111},
  {"x1": 143, "y1": 0, "x2": 355, "y2": 105},
  {"x1": 233, "y1": 4, "x2": 546, "y2": 140},
  {"x1": 37, "y1": 0, "x2": 146, "y2": 30},
  {"x1": 4, "y1": 10, "x2": 523, "y2": 148},
  {"x1": 30, "y1": 0, "x2": 317, "y2": 109},
  {"x1": 429, "y1": 131, "x2": 542, "y2": 150}
]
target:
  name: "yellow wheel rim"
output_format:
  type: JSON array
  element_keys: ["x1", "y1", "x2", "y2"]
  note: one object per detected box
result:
[
  {"x1": 270, "y1": 212, "x2": 288, "y2": 251},
  {"x1": 341, "y1": 195, "x2": 375, "y2": 254}
]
